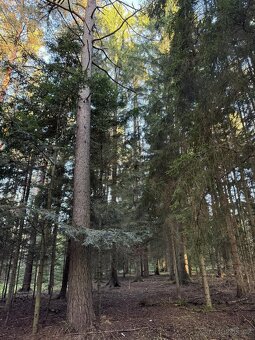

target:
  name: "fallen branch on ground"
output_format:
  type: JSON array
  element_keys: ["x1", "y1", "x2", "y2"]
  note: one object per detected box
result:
[
  {"x1": 68, "y1": 326, "x2": 149, "y2": 335},
  {"x1": 227, "y1": 297, "x2": 248, "y2": 304},
  {"x1": 241, "y1": 314, "x2": 255, "y2": 329}
]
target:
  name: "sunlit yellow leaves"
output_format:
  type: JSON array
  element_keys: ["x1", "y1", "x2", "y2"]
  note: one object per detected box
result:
[
  {"x1": 27, "y1": 28, "x2": 44, "y2": 54},
  {"x1": 0, "y1": 1, "x2": 43, "y2": 61},
  {"x1": 138, "y1": 12, "x2": 150, "y2": 27},
  {"x1": 165, "y1": 0, "x2": 180, "y2": 15},
  {"x1": 159, "y1": 34, "x2": 170, "y2": 53},
  {"x1": 158, "y1": 0, "x2": 180, "y2": 54},
  {"x1": 0, "y1": 0, "x2": 43, "y2": 100},
  {"x1": 97, "y1": 3, "x2": 137, "y2": 56},
  {"x1": 95, "y1": 2, "x2": 151, "y2": 83},
  {"x1": 229, "y1": 112, "x2": 244, "y2": 135}
]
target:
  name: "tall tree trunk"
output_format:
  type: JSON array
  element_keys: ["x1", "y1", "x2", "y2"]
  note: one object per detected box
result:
[
  {"x1": 215, "y1": 250, "x2": 222, "y2": 278},
  {"x1": 217, "y1": 181, "x2": 247, "y2": 297},
  {"x1": 240, "y1": 169, "x2": 255, "y2": 243},
  {"x1": 20, "y1": 226, "x2": 37, "y2": 292},
  {"x1": 108, "y1": 123, "x2": 120, "y2": 287},
  {"x1": 32, "y1": 156, "x2": 56, "y2": 334},
  {"x1": 178, "y1": 228, "x2": 190, "y2": 284},
  {"x1": 5, "y1": 161, "x2": 32, "y2": 316},
  {"x1": 2, "y1": 254, "x2": 12, "y2": 300},
  {"x1": 143, "y1": 246, "x2": 149, "y2": 277},
  {"x1": 133, "y1": 249, "x2": 143, "y2": 282},
  {"x1": 32, "y1": 231, "x2": 46, "y2": 334},
  {"x1": 21, "y1": 166, "x2": 46, "y2": 292},
  {"x1": 58, "y1": 239, "x2": 71, "y2": 299},
  {"x1": 107, "y1": 243, "x2": 121, "y2": 287},
  {"x1": 48, "y1": 223, "x2": 58, "y2": 296},
  {"x1": 166, "y1": 225, "x2": 175, "y2": 281},
  {"x1": 67, "y1": 0, "x2": 96, "y2": 330},
  {"x1": 48, "y1": 160, "x2": 64, "y2": 296},
  {"x1": 199, "y1": 254, "x2": 212, "y2": 308},
  {"x1": 171, "y1": 224, "x2": 181, "y2": 299}
]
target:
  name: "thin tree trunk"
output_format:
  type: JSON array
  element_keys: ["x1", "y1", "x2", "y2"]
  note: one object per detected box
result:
[
  {"x1": 48, "y1": 223, "x2": 58, "y2": 296},
  {"x1": 5, "y1": 161, "x2": 32, "y2": 316},
  {"x1": 171, "y1": 225, "x2": 181, "y2": 299},
  {"x1": 58, "y1": 239, "x2": 71, "y2": 299},
  {"x1": 143, "y1": 247, "x2": 149, "y2": 277},
  {"x1": 178, "y1": 229, "x2": 190, "y2": 284},
  {"x1": 2, "y1": 255, "x2": 12, "y2": 300},
  {"x1": 133, "y1": 251, "x2": 143, "y2": 282},
  {"x1": 166, "y1": 228, "x2": 175, "y2": 281},
  {"x1": 155, "y1": 259, "x2": 160, "y2": 275},
  {"x1": 22, "y1": 167, "x2": 46, "y2": 293},
  {"x1": 32, "y1": 257, "x2": 39, "y2": 300},
  {"x1": 107, "y1": 243, "x2": 121, "y2": 287},
  {"x1": 217, "y1": 181, "x2": 247, "y2": 297},
  {"x1": 32, "y1": 156, "x2": 56, "y2": 334},
  {"x1": 215, "y1": 251, "x2": 222, "y2": 278},
  {"x1": 96, "y1": 247, "x2": 102, "y2": 321},
  {"x1": 48, "y1": 160, "x2": 65, "y2": 296},
  {"x1": 20, "y1": 227, "x2": 37, "y2": 292},
  {"x1": 14, "y1": 250, "x2": 22, "y2": 295},
  {"x1": 122, "y1": 255, "x2": 128, "y2": 278},
  {"x1": 199, "y1": 254, "x2": 212, "y2": 308},
  {"x1": 0, "y1": 257, "x2": 4, "y2": 279},
  {"x1": 32, "y1": 233, "x2": 46, "y2": 334}
]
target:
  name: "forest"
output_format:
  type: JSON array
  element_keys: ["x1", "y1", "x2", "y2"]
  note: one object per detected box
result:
[{"x1": 0, "y1": 0, "x2": 255, "y2": 339}]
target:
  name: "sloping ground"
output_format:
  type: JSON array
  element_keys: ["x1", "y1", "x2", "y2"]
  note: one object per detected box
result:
[{"x1": 0, "y1": 275, "x2": 254, "y2": 339}]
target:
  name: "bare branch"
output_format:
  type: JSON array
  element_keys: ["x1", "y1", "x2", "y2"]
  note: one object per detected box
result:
[
  {"x1": 97, "y1": 0, "x2": 118, "y2": 10},
  {"x1": 116, "y1": 0, "x2": 141, "y2": 11},
  {"x1": 67, "y1": 0, "x2": 84, "y2": 30},
  {"x1": 57, "y1": 9, "x2": 83, "y2": 42},
  {"x1": 93, "y1": 45, "x2": 120, "y2": 69},
  {"x1": 92, "y1": 61, "x2": 136, "y2": 93},
  {"x1": 93, "y1": 8, "x2": 140, "y2": 42},
  {"x1": 110, "y1": 0, "x2": 157, "y2": 42},
  {"x1": 46, "y1": 0, "x2": 83, "y2": 21}
]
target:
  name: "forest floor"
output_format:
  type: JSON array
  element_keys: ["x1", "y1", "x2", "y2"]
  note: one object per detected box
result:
[{"x1": 0, "y1": 275, "x2": 255, "y2": 340}]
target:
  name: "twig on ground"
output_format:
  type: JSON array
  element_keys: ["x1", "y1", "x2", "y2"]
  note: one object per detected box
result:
[
  {"x1": 68, "y1": 326, "x2": 149, "y2": 336},
  {"x1": 241, "y1": 314, "x2": 255, "y2": 329},
  {"x1": 227, "y1": 297, "x2": 248, "y2": 305}
]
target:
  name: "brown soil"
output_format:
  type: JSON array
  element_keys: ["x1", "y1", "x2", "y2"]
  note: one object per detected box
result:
[{"x1": 0, "y1": 275, "x2": 254, "y2": 340}]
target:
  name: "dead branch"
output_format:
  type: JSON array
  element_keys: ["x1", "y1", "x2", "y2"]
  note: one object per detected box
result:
[
  {"x1": 93, "y1": 45, "x2": 120, "y2": 69},
  {"x1": 46, "y1": 0, "x2": 83, "y2": 21},
  {"x1": 241, "y1": 314, "x2": 255, "y2": 329},
  {"x1": 93, "y1": 9, "x2": 140, "y2": 43},
  {"x1": 227, "y1": 297, "x2": 248, "y2": 305},
  {"x1": 92, "y1": 62, "x2": 136, "y2": 93},
  {"x1": 68, "y1": 326, "x2": 149, "y2": 335},
  {"x1": 109, "y1": 0, "x2": 157, "y2": 42},
  {"x1": 116, "y1": 0, "x2": 140, "y2": 11}
]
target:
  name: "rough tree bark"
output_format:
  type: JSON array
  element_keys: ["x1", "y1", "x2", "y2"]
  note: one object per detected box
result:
[
  {"x1": 66, "y1": 0, "x2": 96, "y2": 331},
  {"x1": 178, "y1": 230, "x2": 191, "y2": 284},
  {"x1": 216, "y1": 181, "x2": 247, "y2": 297},
  {"x1": 107, "y1": 243, "x2": 121, "y2": 287},
  {"x1": 58, "y1": 239, "x2": 71, "y2": 299},
  {"x1": 199, "y1": 254, "x2": 212, "y2": 308},
  {"x1": 142, "y1": 246, "x2": 149, "y2": 277},
  {"x1": 171, "y1": 225, "x2": 181, "y2": 299}
]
